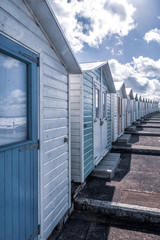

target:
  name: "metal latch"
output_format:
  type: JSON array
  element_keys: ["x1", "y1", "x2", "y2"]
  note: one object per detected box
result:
[{"x1": 19, "y1": 140, "x2": 40, "y2": 152}]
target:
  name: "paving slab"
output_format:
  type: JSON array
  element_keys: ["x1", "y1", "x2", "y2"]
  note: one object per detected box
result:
[
  {"x1": 76, "y1": 153, "x2": 160, "y2": 209},
  {"x1": 129, "y1": 135, "x2": 160, "y2": 147},
  {"x1": 56, "y1": 210, "x2": 160, "y2": 240}
]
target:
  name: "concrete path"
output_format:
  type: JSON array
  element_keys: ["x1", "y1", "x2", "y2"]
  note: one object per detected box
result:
[
  {"x1": 50, "y1": 112, "x2": 160, "y2": 240},
  {"x1": 55, "y1": 211, "x2": 160, "y2": 240}
]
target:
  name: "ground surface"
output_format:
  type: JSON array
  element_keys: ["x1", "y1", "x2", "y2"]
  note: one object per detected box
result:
[{"x1": 49, "y1": 112, "x2": 160, "y2": 240}]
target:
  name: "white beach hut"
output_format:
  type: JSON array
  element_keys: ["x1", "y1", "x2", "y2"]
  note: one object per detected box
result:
[
  {"x1": 70, "y1": 61, "x2": 116, "y2": 183},
  {"x1": 113, "y1": 82, "x2": 127, "y2": 138},
  {"x1": 0, "y1": 1, "x2": 82, "y2": 240},
  {"x1": 126, "y1": 88, "x2": 134, "y2": 126},
  {"x1": 133, "y1": 93, "x2": 139, "y2": 121}
]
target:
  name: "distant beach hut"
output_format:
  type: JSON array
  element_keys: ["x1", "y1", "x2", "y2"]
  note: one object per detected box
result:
[
  {"x1": 111, "y1": 82, "x2": 127, "y2": 141},
  {"x1": 70, "y1": 61, "x2": 116, "y2": 183},
  {"x1": 126, "y1": 88, "x2": 134, "y2": 126}
]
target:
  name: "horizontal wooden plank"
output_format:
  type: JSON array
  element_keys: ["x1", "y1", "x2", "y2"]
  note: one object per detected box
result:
[
  {"x1": 44, "y1": 161, "x2": 68, "y2": 187},
  {"x1": 0, "y1": 0, "x2": 47, "y2": 43},
  {"x1": 44, "y1": 65, "x2": 67, "y2": 83},
  {"x1": 44, "y1": 137, "x2": 68, "y2": 152},
  {"x1": 71, "y1": 162, "x2": 80, "y2": 169},
  {"x1": 43, "y1": 52, "x2": 67, "y2": 75},
  {"x1": 44, "y1": 144, "x2": 68, "y2": 163},
  {"x1": 71, "y1": 142, "x2": 80, "y2": 149},
  {"x1": 44, "y1": 204, "x2": 68, "y2": 239},
  {"x1": 70, "y1": 102, "x2": 81, "y2": 110},
  {"x1": 44, "y1": 197, "x2": 68, "y2": 233},
  {"x1": 71, "y1": 156, "x2": 81, "y2": 163},
  {"x1": 70, "y1": 90, "x2": 81, "y2": 97},
  {"x1": 70, "y1": 96, "x2": 81, "y2": 103},
  {"x1": 71, "y1": 149, "x2": 80, "y2": 156},
  {"x1": 43, "y1": 75, "x2": 67, "y2": 92},
  {"x1": 44, "y1": 109, "x2": 68, "y2": 119},
  {"x1": 43, "y1": 170, "x2": 68, "y2": 205},
  {"x1": 44, "y1": 119, "x2": 68, "y2": 130},
  {"x1": 44, "y1": 184, "x2": 68, "y2": 219},
  {"x1": 71, "y1": 169, "x2": 80, "y2": 177},
  {"x1": 0, "y1": 7, "x2": 59, "y2": 61},
  {"x1": 71, "y1": 122, "x2": 80, "y2": 130},
  {"x1": 43, "y1": 152, "x2": 68, "y2": 175},
  {"x1": 71, "y1": 117, "x2": 80, "y2": 123},
  {"x1": 43, "y1": 86, "x2": 67, "y2": 100},
  {"x1": 44, "y1": 127, "x2": 68, "y2": 141},
  {"x1": 43, "y1": 97, "x2": 68, "y2": 109},
  {"x1": 71, "y1": 129, "x2": 80, "y2": 136}
]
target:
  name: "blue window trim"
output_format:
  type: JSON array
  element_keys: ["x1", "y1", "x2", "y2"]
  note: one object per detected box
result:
[{"x1": 0, "y1": 34, "x2": 38, "y2": 151}]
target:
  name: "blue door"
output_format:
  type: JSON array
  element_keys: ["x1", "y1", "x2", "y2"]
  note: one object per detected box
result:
[{"x1": 0, "y1": 34, "x2": 38, "y2": 240}]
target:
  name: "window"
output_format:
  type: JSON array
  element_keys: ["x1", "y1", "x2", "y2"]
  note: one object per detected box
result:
[
  {"x1": 95, "y1": 88, "x2": 99, "y2": 118},
  {"x1": 0, "y1": 34, "x2": 38, "y2": 147},
  {"x1": 0, "y1": 53, "x2": 27, "y2": 146}
]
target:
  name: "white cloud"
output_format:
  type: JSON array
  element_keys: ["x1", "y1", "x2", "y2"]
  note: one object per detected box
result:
[
  {"x1": 49, "y1": 0, "x2": 136, "y2": 52},
  {"x1": 144, "y1": 28, "x2": 160, "y2": 44},
  {"x1": 157, "y1": 16, "x2": 160, "y2": 20},
  {"x1": 109, "y1": 56, "x2": 160, "y2": 101},
  {"x1": 0, "y1": 89, "x2": 26, "y2": 116},
  {"x1": 3, "y1": 58, "x2": 20, "y2": 69}
]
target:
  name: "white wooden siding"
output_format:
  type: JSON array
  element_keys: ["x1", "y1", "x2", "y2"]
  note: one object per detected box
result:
[
  {"x1": 111, "y1": 93, "x2": 118, "y2": 142},
  {"x1": 122, "y1": 99, "x2": 125, "y2": 133},
  {"x1": 0, "y1": 1, "x2": 71, "y2": 239},
  {"x1": 70, "y1": 75, "x2": 84, "y2": 183}
]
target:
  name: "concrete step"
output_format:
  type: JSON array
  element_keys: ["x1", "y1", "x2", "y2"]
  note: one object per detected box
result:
[
  {"x1": 124, "y1": 131, "x2": 160, "y2": 137},
  {"x1": 112, "y1": 144, "x2": 160, "y2": 155},
  {"x1": 126, "y1": 125, "x2": 137, "y2": 132},
  {"x1": 117, "y1": 134, "x2": 131, "y2": 143},
  {"x1": 75, "y1": 197, "x2": 160, "y2": 225},
  {"x1": 92, "y1": 153, "x2": 121, "y2": 179}
]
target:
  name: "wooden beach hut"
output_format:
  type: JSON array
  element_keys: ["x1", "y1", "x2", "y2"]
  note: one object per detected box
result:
[
  {"x1": 126, "y1": 88, "x2": 134, "y2": 126},
  {"x1": 0, "y1": 1, "x2": 82, "y2": 240},
  {"x1": 133, "y1": 93, "x2": 139, "y2": 121},
  {"x1": 70, "y1": 61, "x2": 116, "y2": 183},
  {"x1": 113, "y1": 82, "x2": 127, "y2": 139}
]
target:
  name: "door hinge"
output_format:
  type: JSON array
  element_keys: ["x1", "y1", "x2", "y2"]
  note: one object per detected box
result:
[
  {"x1": 19, "y1": 51, "x2": 39, "y2": 66},
  {"x1": 19, "y1": 140, "x2": 40, "y2": 152},
  {"x1": 30, "y1": 224, "x2": 40, "y2": 240}
]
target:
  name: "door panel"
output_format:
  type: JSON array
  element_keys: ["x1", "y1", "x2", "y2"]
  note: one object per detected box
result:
[
  {"x1": 101, "y1": 90, "x2": 107, "y2": 154},
  {"x1": 0, "y1": 34, "x2": 38, "y2": 240},
  {"x1": 94, "y1": 85, "x2": 101, "y2": 161}
]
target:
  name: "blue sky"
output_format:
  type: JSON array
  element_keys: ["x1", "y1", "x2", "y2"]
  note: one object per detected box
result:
[{"x1": 50, "y1": 0, "x2": 160, "y2": 101}]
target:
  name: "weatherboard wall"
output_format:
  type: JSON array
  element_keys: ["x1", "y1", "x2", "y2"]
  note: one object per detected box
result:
[
  {"x1": 83, "y1": 72, "x2": 94, "y2": 179},
  {"x1": 111, "y1": 93, "x2": 118, "y2": 142},
  {"x1": 0, "y1": 1, "x2": 71, "y2": 239},
  {"x1": 70, "y1": 72, "x2": 94, "y2": 183},
  {"x1": 70, "y1": 74, "x2": 84, "y2": 183}
]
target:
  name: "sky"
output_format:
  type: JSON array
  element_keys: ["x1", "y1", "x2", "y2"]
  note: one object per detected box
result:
[
  {"x1": 49, "y1": 0, "x2": 160, "y2": 101},
  {"x1": 0, "y1": 53, "x2": 27, "y2": 117}
]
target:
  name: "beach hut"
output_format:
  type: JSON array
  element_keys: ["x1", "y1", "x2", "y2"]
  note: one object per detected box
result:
[
  {"x1": 0, "y1": 1, "x2": 82, "y2": 240},
  {"x1": 138, "y1": 95, "x2": 143, "y2": 119},
  {"x1": 112, "y1": 82, "x2": 127, "y2": 139},
  {"x1": 70, "y1": 61, "x2": 116, "y2": 183},
  {"x1": 141, "y1": 97, "x2": 145, "y2": 117},
  {"x1": 133, "y1": 93, "x2": 138, "y2": 121},
  {"x1": 126, "y1": 88, "x2": 134, "y2": 126}
]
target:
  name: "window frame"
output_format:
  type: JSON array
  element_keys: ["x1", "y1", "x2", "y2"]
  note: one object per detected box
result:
[{"x1": 0, "y1": 34, "x2": 38, "y2": 151}]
